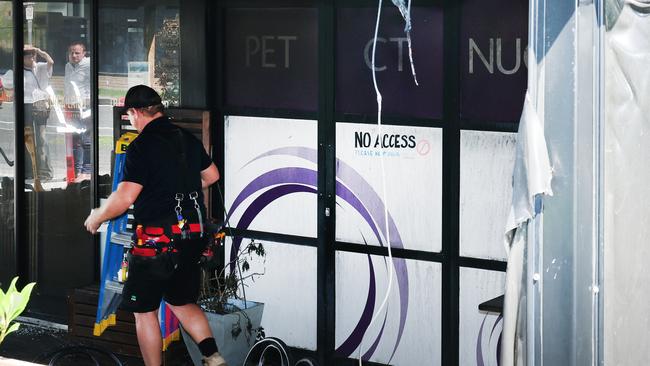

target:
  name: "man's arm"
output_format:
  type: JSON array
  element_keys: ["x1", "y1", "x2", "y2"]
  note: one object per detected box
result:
[
  {"x1": 36, "y1": 48, "x2": 54, "y2": 66},
  {"x1": 200, "y1": 163, "x2": 220, "y2": 189},
  {"x1": 84, "y1": 181, "x2": 143, "y2": 234}
]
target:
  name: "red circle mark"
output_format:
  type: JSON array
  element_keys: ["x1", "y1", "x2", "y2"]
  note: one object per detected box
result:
[{"x1": 417, "y1": 139, "x2": 430, "y2": 156}]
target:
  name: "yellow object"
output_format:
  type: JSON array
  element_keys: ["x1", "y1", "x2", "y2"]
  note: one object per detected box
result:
[
  {"x1": 92, "y1": 313, "x2": 117, "y2": 336},
  {"x1": 115, "y1": 132, "x2": 139, "y2": 154},
  {"x1": 162, "y1": 329, "x2": 181, "y2": 351}
]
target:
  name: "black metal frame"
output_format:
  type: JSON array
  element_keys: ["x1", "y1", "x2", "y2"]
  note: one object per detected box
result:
[
  {"x1": 91, "y1": 0, "x2": 100, "y2": 281},
  {"x1": 208, "y1": 1, "x2": 516, "y2": 365},
  {"x1": 12, "y1": 0, "x2": 26, "y2": 286},
  {"x1": 441, "y1": 1, "x2": 461, "y2": 364},
  {"x1": 6, "y1": 0, "x2": 516, "y2": 363}
]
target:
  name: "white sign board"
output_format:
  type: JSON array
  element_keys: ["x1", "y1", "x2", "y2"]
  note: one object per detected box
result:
[{"x1": 335, "y1": 122, "x2": 443, "y2": 252}]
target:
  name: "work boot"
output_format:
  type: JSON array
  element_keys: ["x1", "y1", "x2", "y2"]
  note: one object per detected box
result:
[{"x1": 202, "y1": 352, "x2": 227, "y2": 366}]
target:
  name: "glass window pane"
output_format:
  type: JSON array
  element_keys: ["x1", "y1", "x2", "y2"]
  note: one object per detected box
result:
[
  {"x1": 21, "y1": 1, "x2": 94, "y2": 315},
  {"x1": 459, "y1": 130, "x2": 515, "y2": 261},
  {"x1": 0, "y1": 0, "x2": 15, "y2": 284},
  {"x1": 224, "y1": 8, "x2": 318, "y2": 112},
  {"x1": 459, "y1": 267, "x2": 505, "y2": 366},
  {"x1": 98, "y1": 0, "x2": 181, "y2": 179},
  {"x1": 460, "y1": 0, "x2": 528, "y2": 122},
  {"x1": 224, "y1": 116, "x2": 318, "y2": 238},
  {"x1": 336, "y1": 6, "x2": 443, "y2": 119},
  {"x1": 335, "y1": 252, "x2": 442, "y2": 365},
  {"x1": 225, "y1": 239, "x2": 317, "y2": 350}
]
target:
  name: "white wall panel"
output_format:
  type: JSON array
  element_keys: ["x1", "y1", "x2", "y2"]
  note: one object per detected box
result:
[
  {"x1": 459, "y1": 267, "x2": 506, "y2": 366},
  {"x1": 225, "y1": 239, "x2": 317, "y2": 350},
  {"x1": 224, "y1": 116, "x2": 318, "y2": 238},
  {"x1": 460, "y1": 130, "x2": 516, "y2": 260},
  {"x1": 335, "y1": 252, "x2": 441, "y2": 365}
]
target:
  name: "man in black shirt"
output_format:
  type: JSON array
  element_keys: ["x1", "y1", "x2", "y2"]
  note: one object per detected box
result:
[{"x1": 84, "y1": 85, "x2": 226, "y2": 366}]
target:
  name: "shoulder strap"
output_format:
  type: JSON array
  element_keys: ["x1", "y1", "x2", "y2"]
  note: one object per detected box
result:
[
  {"x1": 151, "y1": 126, "x2": 193, "y2": 193},
  {"x1": 173, "y1": 129, "x2": 192, "y2": 193},
  {"x1": 25, "y1": 68, "x2": 43, "y2": 91}
]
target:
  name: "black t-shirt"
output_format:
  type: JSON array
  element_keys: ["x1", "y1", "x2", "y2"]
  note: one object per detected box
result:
[{"x1": 122, "y1": 116, "x2": 212, "y2": 224}]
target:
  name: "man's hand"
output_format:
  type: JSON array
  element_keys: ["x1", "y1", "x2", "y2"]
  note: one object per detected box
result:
[
  {"x1": 84, "y1": 208, "x2": 103, "y2": 234},
  {"x1": 34, "y1": 47, "x2": 54, "y2": 65},
  {"x1": 82, "y1": 181, "x2": 142, "y2": 235}
]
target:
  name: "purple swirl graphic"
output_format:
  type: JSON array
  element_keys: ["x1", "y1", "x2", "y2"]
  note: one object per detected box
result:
[
  {"x1": 227, "y1": 146, "x2": 409, "y2": 362},
  {"x1": 477, "y1": 314, "x2": 503, "y2": 366}
]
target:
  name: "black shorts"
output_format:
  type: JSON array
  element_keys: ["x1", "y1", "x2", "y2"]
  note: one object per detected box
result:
[{"x1": 120, "y1": 237, "x2": 206, "y2": 313}]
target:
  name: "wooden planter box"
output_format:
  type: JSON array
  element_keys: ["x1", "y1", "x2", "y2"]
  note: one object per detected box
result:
[{"x1": 67, "y1": 286, "x2": 189, "y2": 364}]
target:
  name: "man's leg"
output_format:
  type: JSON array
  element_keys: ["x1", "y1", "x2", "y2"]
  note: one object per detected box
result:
[
  {"x1": 72, "y1": 133, "x2": 83, "y2": 176},
  {"x1": 81, "y1": 120, "x2": 92, "y2": 174},
  {"x1": 133, "y1": 310, "x2": 162, "y2": 366},
  {"x1": 166, "y1": 241, "x2": 226, "y2": 365},
  {"x1": 167, "y1": 303, "x2": 211, "y2": 342},
  {"x1": 168, "y1": 303, "x2": 226, "y2": 366},
  {"x1": 35, "y1": 123, "x2": 53, "y2": 179}
]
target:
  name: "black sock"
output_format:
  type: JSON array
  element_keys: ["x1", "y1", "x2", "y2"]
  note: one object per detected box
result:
[{"x1": 198, "y1": 337, "x2": 219, "y2": 357}]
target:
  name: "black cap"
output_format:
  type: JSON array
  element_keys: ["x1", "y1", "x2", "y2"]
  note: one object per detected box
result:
[{"x1": 123, "y1": 85, "x2": 162, "y2": 109}]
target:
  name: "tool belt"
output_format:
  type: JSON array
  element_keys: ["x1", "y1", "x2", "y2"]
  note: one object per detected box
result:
[
  {"x1": 130, "y1": 223, "x2": 204, "y2": 257},
  {"x1": 119, "y1": 223, "x2": 206, "y2": 283},
  {"x1": 126, "y1": 249, "x2": 177, "y2": 281}
]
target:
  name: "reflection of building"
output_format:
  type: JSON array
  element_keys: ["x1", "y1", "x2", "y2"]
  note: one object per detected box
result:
[
  {"x1": 28, "y1": 10, "x2": 88, "y2": 75},
  {"x1": 98, "y1": 6, "x2": 178, "y2": 75},
  {"x1": 98, "y1": 7, "x2": 144, "y2": 75},
  {"x1": 0, "y1": 3, "x2": 13, "y2": 73}
]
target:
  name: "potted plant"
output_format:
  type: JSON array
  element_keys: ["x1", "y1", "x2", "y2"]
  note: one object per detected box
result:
[
  {"x1": 181, "y1": 235, "x2": 266, "y2": 366},
  {"x1": 0, "y1": 277, "x2": 36, "y2": 346}
]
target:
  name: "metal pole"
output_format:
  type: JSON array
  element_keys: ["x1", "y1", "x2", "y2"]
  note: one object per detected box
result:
[
  {"x1": 90, "y1": 0, "x2": 100, "y2": 281},
  {"x1": 25, "y1": 3, "x2": 34, "y2": 45},
  {"x1": 13, "y1": 0, "x2": 26, "y2": 284}
]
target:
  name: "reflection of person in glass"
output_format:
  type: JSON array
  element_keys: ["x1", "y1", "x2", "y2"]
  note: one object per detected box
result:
[
  {"x1": 64, "y1": 41, "x2": 91, "y2": 181},
  {"x1": 24, "y1": 45, "x2": 54, "y2": 182},
  {"x1": 84, "y1": 86, "x2": 226, "y2": 366}
]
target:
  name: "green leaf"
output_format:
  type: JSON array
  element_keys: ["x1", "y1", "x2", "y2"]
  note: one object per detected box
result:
[
  {"x1": 0, "y1": 289, "x2": 6, "y2": 310},
  {"x1": 6, "y1": 321, "x2": 20, "y2": 335},
  {"x1": 10, "y1": 282, "x2": 35, "y2": 321},
  {"x1": 256, "y1": 244, "x2": 265, "y2": 257},
  {"x1": 7, "y1": 277, "x2": 18, "y2": 297}
]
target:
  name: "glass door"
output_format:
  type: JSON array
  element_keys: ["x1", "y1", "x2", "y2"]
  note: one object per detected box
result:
[
  {"x1": 0, "y1": 0, "x2": 16, "y2": 286},
  {"x1": 21, "y1": 0, "x2": 94, "y2": 320}
]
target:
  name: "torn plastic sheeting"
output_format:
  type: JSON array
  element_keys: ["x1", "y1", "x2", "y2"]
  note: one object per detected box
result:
[
  {"x1": 604, "y1": 1, "x2": 650, "y2": 364},
  {"x1": 501, "y1": 91, "x2": 552, "y2": 366},
  {"x1": 390, "y1": 0, "x2": 419, "y2": 85},
  {"x1": 504, "y1": 92, "x2": 553, "y2": 248},
  {"x1": 391, "y1": 0, "x2": 413, "y2": 32}
]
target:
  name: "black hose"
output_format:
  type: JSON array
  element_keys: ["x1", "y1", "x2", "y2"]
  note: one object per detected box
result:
[
  {"x1": 295, "y1": 358, "x2": 319, "y2": 366},
  {"x1": 243, "y1": 337, "x2": 294, "y2": 366},
  {"x1": 37, "y1": 345, "x2": 123, "y2": 366}
]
